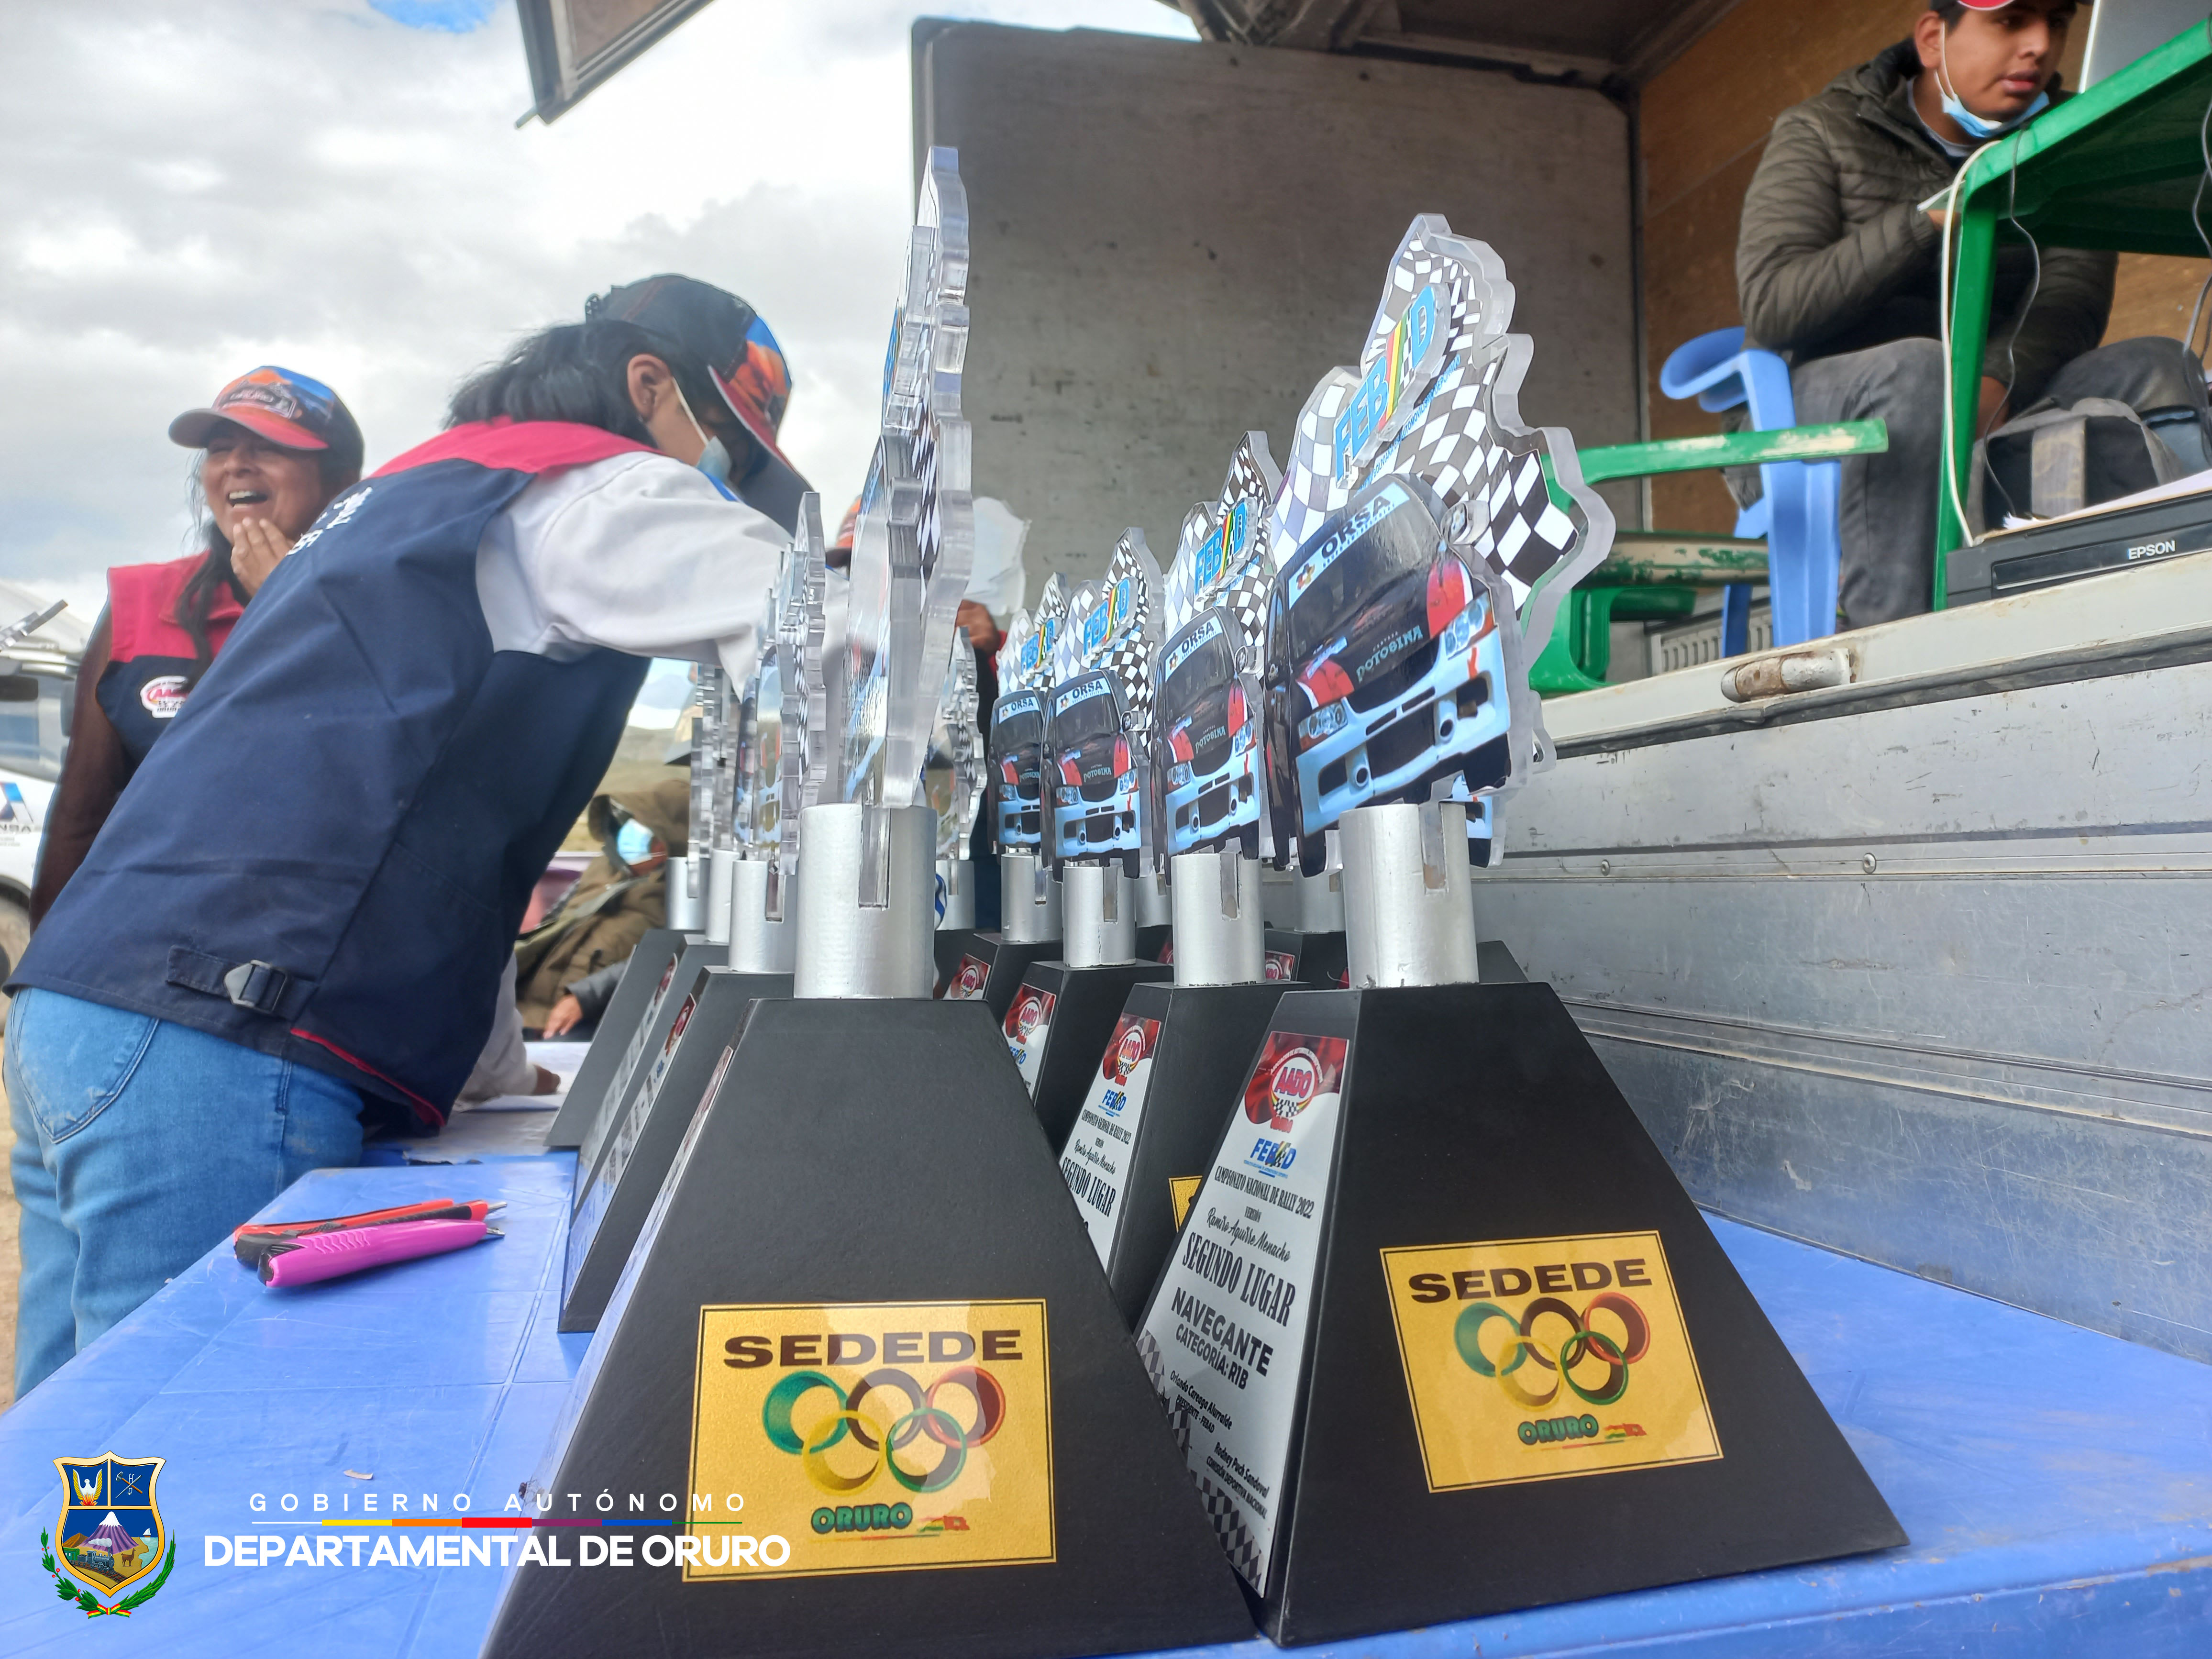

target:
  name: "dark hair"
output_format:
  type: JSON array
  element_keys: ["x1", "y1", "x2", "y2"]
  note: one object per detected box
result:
[
  {"x1": 445, "y1": 319, "x2": 721, "y2": 442},
  {"x1": 179, "y1": 409, "x2": 364, "y2": 686}
]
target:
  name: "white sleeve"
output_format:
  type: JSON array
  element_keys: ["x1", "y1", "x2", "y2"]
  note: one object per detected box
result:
[
  {"x1": 456, "y1": 953, "x2": 535, "y2": 1105},
  {"x1": 478, "y1": 452, "x2": 788, "y2": 685}
]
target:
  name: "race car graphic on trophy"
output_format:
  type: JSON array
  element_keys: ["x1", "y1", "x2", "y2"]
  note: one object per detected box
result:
[
  {"x1": 1157, "y1": 433, "x2": 1281, "y2": 863},
  {"x1": 1047, "y1": 534, "x2": 1163, "y2": 879},
  {"x1": 1269, "y1": 215, "x2": 1617, "y2": 866},
  {"x1": 1130, "y1": 218, "x2": 1901, "y2": 1647}
]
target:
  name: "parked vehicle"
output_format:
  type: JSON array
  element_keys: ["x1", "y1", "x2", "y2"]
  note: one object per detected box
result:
[
  {"x1": 1050, "y1": 669, "x2": 1142, "y2": 868},
  {"x1": 1156, "y1": 608, "x2": 1262, "y2": 859},
  {"x1": 990, "y1": 688, "x2": 1047, "y2": 850},
  {"x1": 0, "y1": 586, "x2": 88, "y2": 980},
  {"x1": 1264, "y1": 475, "x2": 1507, "y2": 874}
]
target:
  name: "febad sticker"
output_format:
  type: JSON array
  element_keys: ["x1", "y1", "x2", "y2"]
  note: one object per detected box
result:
[
  {"x1": 690, "y1": 1300, "x2": 1054, "y2": 1580},
  {"x1": 1060, "y1": 1014, "x2": 1160, "y2": 1262},
  {"x1": 1379, "y1": 1231, "x2": 1719, "y2": 1491},
  {"x1": 946, "y1": 954, "x2": 989, "y2": 1001},
  {"x1": 1134, "y1": 1031, "x2": 1347, "y2": 1594},
  {"x1": 1003, "y1": 988, "x2": 1056, "y2": 1092}
]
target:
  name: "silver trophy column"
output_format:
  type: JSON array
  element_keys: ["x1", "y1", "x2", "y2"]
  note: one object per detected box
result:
[
  {"x1": 1169, "y1": 846, "x2": 1264, "y2": 986},
  {"x1": 1062, "y1": 862, "x2": 1135, "y2": 966},
  {"x1": 1000, "y1": 850, "x2": 1062, "y2": 943},
  {"x1": 728, "y1": 858, "x2": 796, "y2": 973},
  {"x1": 793, "y1": 802, "x2": 937, "y2": 999},
  {"x1": 936, "y1": 856, "x2": 977, "y2": 929},
  {"x1": 1340, "y1": 799, "x2": 1479, "y2": 988}
]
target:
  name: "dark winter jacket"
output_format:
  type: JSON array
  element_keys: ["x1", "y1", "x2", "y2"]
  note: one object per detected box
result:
[{"x1": 1736, "y1": 40, "x2": 2114, "y2": 405}]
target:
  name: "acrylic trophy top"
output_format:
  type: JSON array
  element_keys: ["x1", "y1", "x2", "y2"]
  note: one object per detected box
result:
[
  {"x1": 773, "y1": 493, "x2": 830, "y2": 882},
  {"x1": 839, "y1": 147, "x2": 975, "y2": 812},
  {"x1": 734, "y1": 625, "x2": 778, "y2": 861},
  {"x1": 1155, "y1": 435, "x2": 1283, "y2": 860},
  {"x1": 925, "y1": 644, "x2": 983, "y2": 863},
  {"x1": 986, "y1": 572, "x2": 1067, "y2": 856},
  {"x1": 1264, "y1": 215, "x2": 1615, "y2": 870},
  {"x1": 1046, "y1": 531, "x2": 1163, "y2": 873}
]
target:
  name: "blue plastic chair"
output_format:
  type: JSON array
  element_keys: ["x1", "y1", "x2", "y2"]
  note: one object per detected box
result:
[{"x1": 1659, "y1": 327, "x2": 1842, "y2": 652}]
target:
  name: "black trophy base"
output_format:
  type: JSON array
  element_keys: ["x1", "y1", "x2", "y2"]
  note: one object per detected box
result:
[
  {"x1": 933, "y1": 927, "x2": 978, "y2": 996},
  {"x1": 1264, "y1": 929, "x2": 1347, "y2": 988},
  {"x1": 560, "y1": 968, "x2": 790, "y2": 1333},
  {"x1": 1011, "y1": 960, "x2": 1172, "y2": 1152},
  {"x1": 1236, "y1": 983, "x2": 1905, "y2": 1644},
  {"x1": 1095, "y1": 979, "x2": 1293, "y2": 1325},
  {"x1": 1137, "y1": 923, "x2": 1172, "y2": 964},
  {"x1": 567, "y1": 933, "x2": 724, "y2": 1179},
  {"x1": 481, "y1": 998, "x2": 1255, "y2": 1659},
  {"x1": 943, "y1": 932, "x2": 1066, "y2": 1021},
  {"x1": 544, "y1": 928, "x2": 689, "y2": 1148}
]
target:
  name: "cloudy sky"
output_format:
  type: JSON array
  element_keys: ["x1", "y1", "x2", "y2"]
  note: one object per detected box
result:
[{"x1": 0, "y1": 0, "x2": 1194, "y2": 682}]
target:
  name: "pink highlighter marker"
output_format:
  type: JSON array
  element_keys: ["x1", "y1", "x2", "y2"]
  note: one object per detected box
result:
[{"x1": 258, "y1": 1218, "x2": 500, "y2": 1287}]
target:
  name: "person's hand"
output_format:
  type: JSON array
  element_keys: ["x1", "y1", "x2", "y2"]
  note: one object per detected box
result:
[
  {"x1": 231, "y1": 517, "x2": 295, "y2": 597},
  {"x1": 531, "y1": 1063, "x2": 561, "y2": 1095},
  {"x1": 957, "y1": 599, "x2": 1001, "y2": 653},
  {"x1": 542, "y1": 993, "x2": 584, "y2": 1037},
  {"x1": 1977, "y1": 375, "x2": 2010, "y2": 435}
]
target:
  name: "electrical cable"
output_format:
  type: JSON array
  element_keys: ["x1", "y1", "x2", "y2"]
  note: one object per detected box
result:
[
  {"x1": 1980, "y1": 161, "x2": 2043, "y2": 528},
  {"x1": 2183, "y1": 95, "x2": 2212, "y2": 364}
]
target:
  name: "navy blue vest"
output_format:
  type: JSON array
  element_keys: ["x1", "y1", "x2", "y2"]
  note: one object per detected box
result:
[{"x1": 17, "y1": 422, "x2": 655, "y2": 1128}]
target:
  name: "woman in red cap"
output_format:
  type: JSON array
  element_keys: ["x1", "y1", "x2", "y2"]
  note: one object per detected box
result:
[{"x1": 29, "y1": 367, "x2": 365, "y2": 922}]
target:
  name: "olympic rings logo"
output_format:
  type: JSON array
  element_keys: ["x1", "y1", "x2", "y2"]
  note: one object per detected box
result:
[
  {"x1": 1453, "y1": 1293, "x2": 1650, "y2": 1410},
  {"x1": 762, "y1": 1367, "x2": 1006, "y2": 1495}
]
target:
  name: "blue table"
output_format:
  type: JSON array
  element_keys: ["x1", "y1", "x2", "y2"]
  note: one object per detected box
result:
[{"x1": 3, "y1": 1157, "x2": 2209, "y2": 1657}]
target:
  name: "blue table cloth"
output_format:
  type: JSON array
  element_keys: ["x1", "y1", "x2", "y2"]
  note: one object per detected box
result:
[{"x1": 2, "y1": 1158, "x2": 2207, "y2": 1656}]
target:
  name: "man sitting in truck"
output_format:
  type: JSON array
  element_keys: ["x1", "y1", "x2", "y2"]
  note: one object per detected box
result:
[{"x1": 1736, "y1": 0, "x2": 2210, "y2": 628}]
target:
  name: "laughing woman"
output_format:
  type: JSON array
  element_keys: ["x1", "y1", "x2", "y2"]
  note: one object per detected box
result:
[{"x1": 29, "y1": 367, "x2": 365, "y2": 923}]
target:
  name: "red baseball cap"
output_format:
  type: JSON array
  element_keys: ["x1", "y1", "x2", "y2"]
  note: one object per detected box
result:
[{"x1": 169, "y1": 365, "x2": 361, "y2": 465}]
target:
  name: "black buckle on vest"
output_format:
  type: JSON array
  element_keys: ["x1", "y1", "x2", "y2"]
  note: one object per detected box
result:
[{"x1": 222, "y1": 960, "x2": 293, "y2": 1016}]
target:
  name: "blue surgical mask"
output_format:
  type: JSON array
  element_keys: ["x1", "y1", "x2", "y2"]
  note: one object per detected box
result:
[
  {"x1": 695, "y1": 434, "x2": 734, "y2": 485},
  {"x1": 616, "y1": 820, "x2": 655, "y2": 866},
  {"x1": 1938, "y1": 35, "x2": 2049, "y2": 141}
]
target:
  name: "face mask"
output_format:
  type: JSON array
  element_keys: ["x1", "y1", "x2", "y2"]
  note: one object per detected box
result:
[
  {"x1": 1937, "y1": 33, "x2": 2049, "y2": 141},
  {"x1": 666, "y1": 378, "x2": 735, "y2": 484},
  {"x1": 695, "y1": 435, "x2": 734, "y2": 485},
  {"x1": 616, "y1": 820, "x2": 655, "y2": 866}
]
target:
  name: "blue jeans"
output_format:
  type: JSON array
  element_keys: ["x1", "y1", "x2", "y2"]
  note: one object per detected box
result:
[{"x1": 7, "y1": 988, "x2": 366, "y2": 1397}]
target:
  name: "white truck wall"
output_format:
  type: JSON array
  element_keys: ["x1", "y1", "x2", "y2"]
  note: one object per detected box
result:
[{"x1": 912, "y1": 22, "x2": 1639, "y2": 587}]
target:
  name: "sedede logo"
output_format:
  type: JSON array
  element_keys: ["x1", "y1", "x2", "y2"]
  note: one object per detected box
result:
[
  {"x1": 1381, "y1": 1233, "x2": 1721, "y2": 1492},
  {"x1": 697, "y1": 1301, "x2": 1054, "y2": 1577}
]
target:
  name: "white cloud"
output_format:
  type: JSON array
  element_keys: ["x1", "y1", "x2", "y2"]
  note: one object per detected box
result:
[{"x1": 0, "y1": 0, "x2": 1194, "y2": 615}]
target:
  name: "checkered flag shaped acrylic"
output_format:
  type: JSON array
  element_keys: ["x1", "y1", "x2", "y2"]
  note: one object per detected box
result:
[{"x1": 1271, "y1": 215, "x2": 1615, "y2": 811}]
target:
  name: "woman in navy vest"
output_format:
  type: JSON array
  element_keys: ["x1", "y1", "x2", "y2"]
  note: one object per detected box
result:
[
  {"x1": 6, "y1": 277, "x2": 807, "y2": 1395},
  {"x1": 30, "y1": 368, "x2": 365, "y2": 926}
]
